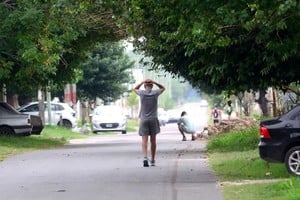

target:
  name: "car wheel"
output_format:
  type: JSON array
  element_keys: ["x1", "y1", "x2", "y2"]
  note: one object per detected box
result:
[
  {"x1": 121, "y1": 130, "x2": 127, "y2": 134},
  {"x1": 0, "y1": 126, "x2": 15, "y2": 136},
  {"x1": 284, "y1": 146, "x2": 300, "y2": 176},
  {"x1": 59, "y1": 120, "x2": 72, "y2": 129}
]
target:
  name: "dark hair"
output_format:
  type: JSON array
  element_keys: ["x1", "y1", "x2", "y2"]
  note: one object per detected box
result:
[
  {"x1": 144, "y1": 82, "x2": 153, "y2": 87},
  {"x1": 181, "y1": 111, "x2": 187, "y2": 117}
]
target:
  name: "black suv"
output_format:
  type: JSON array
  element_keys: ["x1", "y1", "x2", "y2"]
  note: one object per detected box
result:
[{"x1": 259, "y1": 104, "x2": 300, "y2": 176}]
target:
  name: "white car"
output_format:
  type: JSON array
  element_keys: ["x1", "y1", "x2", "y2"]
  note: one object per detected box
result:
[
  {"x1": 91, "y1": 105, "x2": 127, "y2": 134},
  {"x1": 18, "y1": 102, "x2": 77, "y2": 129},
  {"x1": 166, "y1": 108, "x2": 181, "y2": 123},
  {"x1": 158, "y1": 108, "x2": 169, "y2": 126}
]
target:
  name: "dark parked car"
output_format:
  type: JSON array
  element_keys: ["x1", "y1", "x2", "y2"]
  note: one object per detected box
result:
[
  {"x1": 0, "y1": 102, "x2": 32, "y2": 136},
  {"x1": 259, "y1": 104, "x2": 300, "y2": 176}
]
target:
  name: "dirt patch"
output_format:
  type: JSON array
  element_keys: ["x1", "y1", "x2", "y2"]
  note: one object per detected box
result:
[
  {"x1": 219, "y1": 178, "x2": 289, "y2": 186},
  {"x1": 197, "y1": 117, "x2": 258, "y2": 139}
]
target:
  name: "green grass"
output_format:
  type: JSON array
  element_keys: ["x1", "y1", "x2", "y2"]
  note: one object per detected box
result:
[
  {"x1": 0, "y1": 125, "x2": 87, "y2": 161},
  {"x1": 41, "y1": 125, "x2": 88, "y2": 139},
  {"x1": 207, "y1": 126, "x2": 300, "y2": 200},
  {"x1": 210, "y1": 150, "x2": 290, "y2": 181},
  {"x1": 223, "y1": 178, "x2": 300, "y2": 200},
  {"x1": 127, "y1": 119, "x2": 138, "y2": 132},
  {"x1": 206, "y1": 126, "x2": 260, "y2": 152}
]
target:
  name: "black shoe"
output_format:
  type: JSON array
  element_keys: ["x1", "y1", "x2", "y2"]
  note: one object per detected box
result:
[
  {"x1": 150, "y1": 160, "x2": 155, "y2": 166},
  {"x1": 143, "y1": 159, "x2": 149, "y2": 167}
]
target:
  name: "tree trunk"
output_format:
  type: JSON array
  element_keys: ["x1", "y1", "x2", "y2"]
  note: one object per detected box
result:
[
  {"x1": 81, "y1": 102, "x2": 87, "y2": 125},
  {"x1": 272, "y1": 87, "x2": 277, "y2": 117},
  {"x1": 7, "y1": 92, "x2": 19, "y2": 108},
  {"x1": 257, "y1": 89, "x2": 269, "y2": 117},
  {"x1": 38, "y1": 88, "x2": 45, "y2": 125},
  {"x1": 2, "y1": 84, "x2": 7, "y2": 102}
]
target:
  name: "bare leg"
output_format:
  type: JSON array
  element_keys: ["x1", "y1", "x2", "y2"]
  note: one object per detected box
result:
[
  {"x1": 142, "y1": 135, "x2": 149, "y2": 158},
  {"x1": 150, "y1": 134, "x2": 156, "y2": 161},
  {"x1": 178, "y1": 125, "x2": 186, "y2": 141},
  {"x1": 191, "y1": 133, "x2": 196, "y2": 141}
]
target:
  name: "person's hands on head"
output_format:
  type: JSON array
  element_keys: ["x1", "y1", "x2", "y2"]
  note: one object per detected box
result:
[
  {"x1": 144, "y1": 79, "x2": 153, "y2": 84},
  {"x1": 143, "y1": 79, "x2": 153, "y2": 89}
]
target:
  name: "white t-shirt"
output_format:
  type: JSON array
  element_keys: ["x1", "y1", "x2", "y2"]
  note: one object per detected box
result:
[{"x1": 178, "y1": 115, "x2": 196, "y2": 134}]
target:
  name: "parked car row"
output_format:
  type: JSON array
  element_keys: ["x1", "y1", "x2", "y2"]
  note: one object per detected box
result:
[
  {"x1": 0, "y1": 102, "x2": 43, "y2": 136},
  {"x1": 0, "y1": 101, "x2": 78, "y2": 136}
]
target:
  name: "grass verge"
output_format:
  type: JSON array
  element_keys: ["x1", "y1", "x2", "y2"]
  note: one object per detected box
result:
[
  {"x1": 127, "y1": 119, "x2": 138, "y2": 132},
  {"x1": 223, "y1": 178, "x2": 300, "y2": 200},
  {"x1": 0, "y1": 126, "x2": 87, "y2": 161},
  {"x1": 207, "y1": 126, "x2": 300, "y2": 200},
  {"x1": 0, "y1": 119, "x2": 138, "y2": 162}
]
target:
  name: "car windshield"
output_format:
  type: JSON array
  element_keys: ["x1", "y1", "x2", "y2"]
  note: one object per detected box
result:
[
  {"x1": 280, "y1": 104, "x2": 300, "y2": 120},
  {"x1": 94, "y1": 106, "x2": 123, "y2": 116},
  {"x1": 0, "y1": 103, "x2": 20, "y2": 114}
]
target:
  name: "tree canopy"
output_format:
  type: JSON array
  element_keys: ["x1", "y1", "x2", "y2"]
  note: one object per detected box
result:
[
  {"x1": 76, "y1": 42, "x2": 134, "y2": 103},
  {"x1": 122, "y1": 0, "x2": 300, "y2": 95},
  {"x1": 0, "y1": 0, "x2": 126, "y2": 96},
  {"x1": 1, "y1": 0, "x2": 299, "y2": 104}
]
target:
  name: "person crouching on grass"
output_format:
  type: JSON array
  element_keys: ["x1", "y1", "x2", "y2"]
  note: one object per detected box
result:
[{"x1": 134, "y1": 79, "x2": 165, "y2": 167}]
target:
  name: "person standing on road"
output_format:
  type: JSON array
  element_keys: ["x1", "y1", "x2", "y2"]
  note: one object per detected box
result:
[
  {"x1": 134, "y1": 78, "x2": 165, "y2": 167},
  {"x1": 177, "y1": 111, "x2": 196, "y2": 141},
  {"x1": 225, "y1": 100, "x2": 233, "y2": 120}
]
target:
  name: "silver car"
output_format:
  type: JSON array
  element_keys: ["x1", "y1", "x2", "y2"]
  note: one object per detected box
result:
[
  {"x1": 91, "y1": 105, "x2": 127, "y2": 134},
  {"x1": 0, "y1": 102, "x2": 32, "y2": 136}
]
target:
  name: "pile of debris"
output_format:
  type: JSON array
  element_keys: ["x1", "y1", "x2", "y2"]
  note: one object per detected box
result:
[{"x1": 198, "y1": 117, "x2": 259, "y2": 139}]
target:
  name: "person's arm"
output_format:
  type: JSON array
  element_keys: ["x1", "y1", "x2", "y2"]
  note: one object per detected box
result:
[
  {"x1": 152, "y1": 80, "x2": 165, "y2": 94},
  {"x1": 134, "y1": 80, "x2": 145, "y2": 94}
]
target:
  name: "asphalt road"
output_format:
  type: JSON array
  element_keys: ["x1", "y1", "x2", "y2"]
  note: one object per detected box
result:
[{"x1": 0, "y1": 123, "x2": 224, "y2": 200}]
